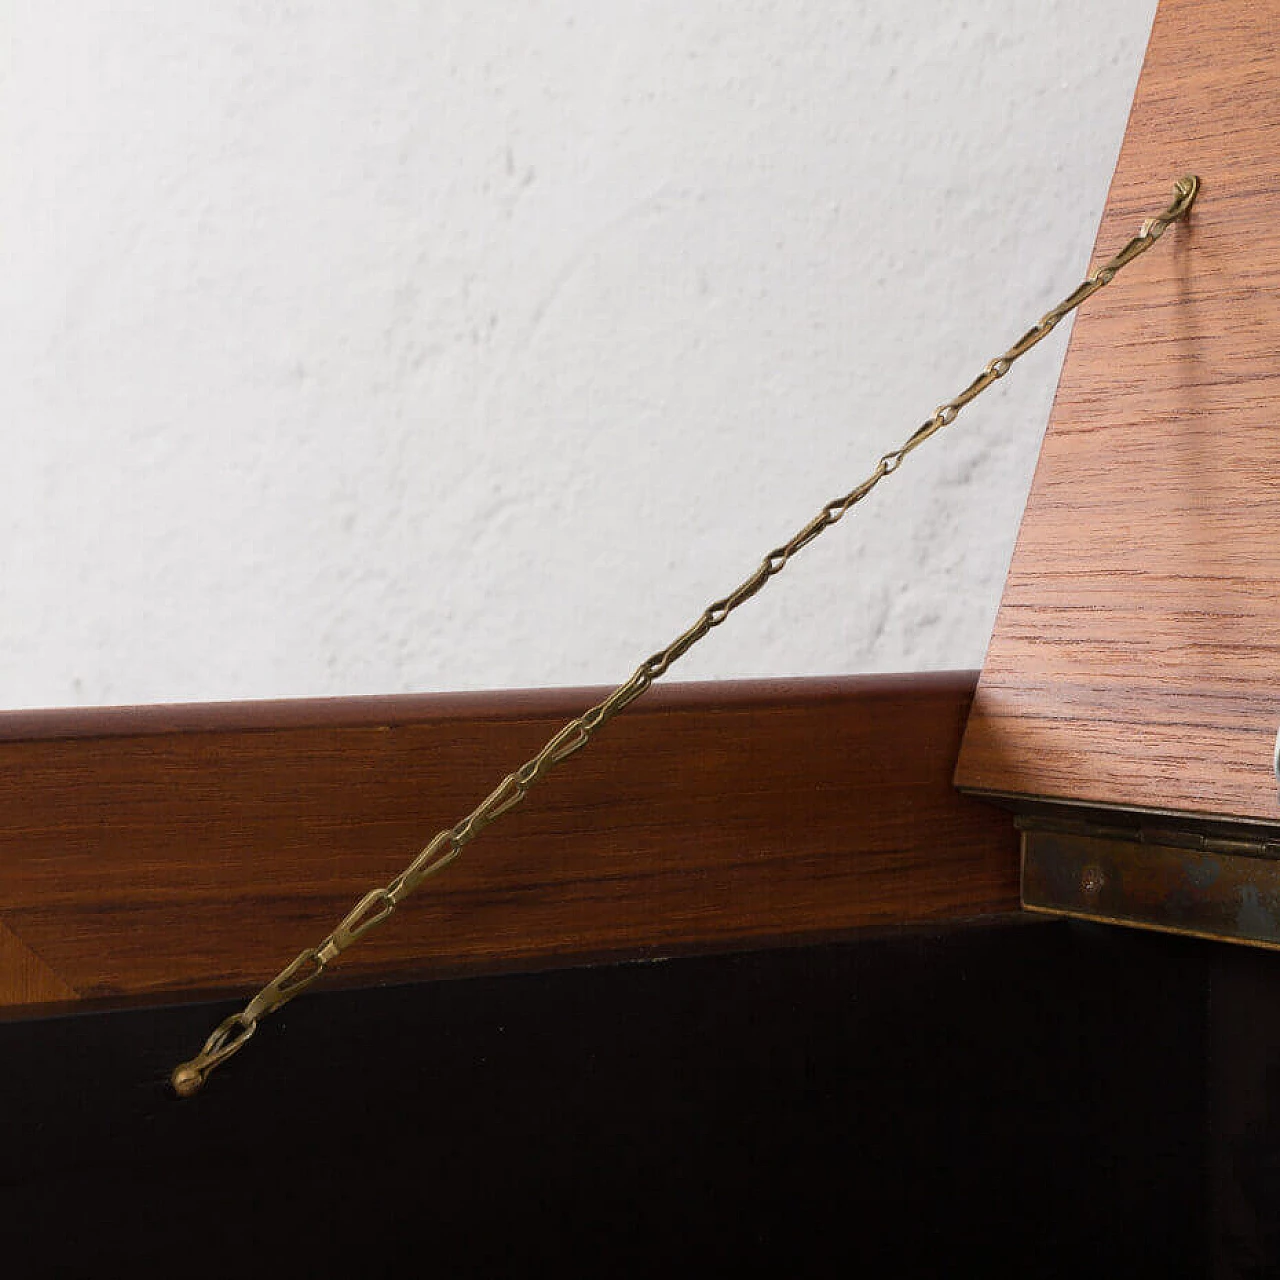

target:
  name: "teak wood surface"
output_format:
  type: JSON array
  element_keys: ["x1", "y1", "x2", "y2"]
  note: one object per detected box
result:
[
  {"x1": 0, "y1": 672, "x2": 1017, "y2": 1014},
  {"x1": 957, "y1": 0, "x2": 1280, "y2": 825}
]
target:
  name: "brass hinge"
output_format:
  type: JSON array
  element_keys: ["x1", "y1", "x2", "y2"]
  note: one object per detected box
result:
[
  {"x1": 1017, "y1": 811, "x2": 1280, "y2": 859},
  {"x1": 1018, "y1": 810, "x2": 1280, "y2": 952}
]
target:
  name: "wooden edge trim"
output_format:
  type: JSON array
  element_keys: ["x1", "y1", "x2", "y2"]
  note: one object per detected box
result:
[
  {"x1": 0, "y1": 670, "x2": 973, "y2": 742},
  {"x1": 0, "y1": 920, "x2": 78, "y2": 1007},
  {"x1": 0, "y1": 671, "x2": 1019, "y2": 1016}
]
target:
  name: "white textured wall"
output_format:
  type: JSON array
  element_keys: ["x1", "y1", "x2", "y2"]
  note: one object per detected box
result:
[{"x1": 1, "y1": 1, "x2": 1158, "y2": 709}]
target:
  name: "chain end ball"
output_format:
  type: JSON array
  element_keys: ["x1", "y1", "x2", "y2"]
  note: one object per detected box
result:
[{"x1": 171, "y1": 1062, "x2": 206, "y2": 1098}]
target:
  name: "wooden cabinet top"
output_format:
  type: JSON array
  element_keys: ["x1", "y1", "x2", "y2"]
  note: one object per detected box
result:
[{"x1": 956, "y1": 0, "x2": 1280, "y2": 825}]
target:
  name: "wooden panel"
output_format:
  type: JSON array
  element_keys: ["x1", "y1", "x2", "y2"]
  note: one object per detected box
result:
[
  {"x1": 957, "y1": 0, "x2": 1280, "y2": 823},
  {"x1": 0, "y1": 673, "x2": 1017, "y2": 1015}
]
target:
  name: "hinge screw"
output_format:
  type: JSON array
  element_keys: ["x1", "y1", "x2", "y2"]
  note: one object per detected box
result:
[{"x1": 1081, "y1": 864, "x2": 1106, "y2": 898}]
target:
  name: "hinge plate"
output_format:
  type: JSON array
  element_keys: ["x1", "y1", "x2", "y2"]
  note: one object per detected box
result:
[{"x1": 1019, "y1": 812, "x2": 1280, "y2": 951}]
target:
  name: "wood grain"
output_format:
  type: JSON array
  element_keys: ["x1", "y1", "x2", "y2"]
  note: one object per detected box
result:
[
  {"x1": 0, "y1": 920, "x2": 76, "y2": 1005},
  {"x1": 0, "y1": 673, "x2": 1017, "y2": 1015},
  {"x1": 956, "y1": 0, "x2": 1280, "y2": 823}
]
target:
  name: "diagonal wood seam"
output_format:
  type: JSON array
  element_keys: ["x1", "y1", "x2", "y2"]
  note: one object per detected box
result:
[{"x1": 0, "y1": 916, "x2": 78, "y2": 1005}]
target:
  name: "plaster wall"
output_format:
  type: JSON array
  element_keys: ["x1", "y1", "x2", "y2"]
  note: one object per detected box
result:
[{"x1": 1, "y1": 1, "x2": 1158, "y2": 708}]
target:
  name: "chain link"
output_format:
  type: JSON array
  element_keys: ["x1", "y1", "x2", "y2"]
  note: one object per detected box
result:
[{"x1": 170, "y1": 175, "x2": 1199, "y2": 1098}]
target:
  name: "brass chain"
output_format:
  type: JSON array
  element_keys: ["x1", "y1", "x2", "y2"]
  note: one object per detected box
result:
[{"x1": 171, "y1": 175, "x2": 1200, "y2": 1097}]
